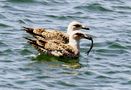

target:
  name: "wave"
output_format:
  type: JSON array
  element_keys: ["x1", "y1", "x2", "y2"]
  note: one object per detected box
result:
[{"x1": 75, "y1": 3, "x2": 113, "y2": 12}]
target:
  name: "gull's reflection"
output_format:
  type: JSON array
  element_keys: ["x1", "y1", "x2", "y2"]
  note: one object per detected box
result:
[{"x1": 32, "y1": 54, "x2": 81, "y2": 69}]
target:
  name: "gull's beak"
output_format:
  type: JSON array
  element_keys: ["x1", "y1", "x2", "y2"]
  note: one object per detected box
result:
[
  {"x1": 84, "y1": 34, "x2": 94, "y2": 55},
  {"x1": 84, "y1": 34, "x2": 93, "y2": 40},
  {"x1": 82, "y1": 25, "x2": 90, "y2": 30}
]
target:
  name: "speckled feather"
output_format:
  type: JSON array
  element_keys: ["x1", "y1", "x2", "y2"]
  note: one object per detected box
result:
[
  {"x1": 26, "y1": 38, "x2": 78, "y2": 58},
  {"x1": 24, "y1": 27, "x2": 69, "y2": 43},
  {"x1": 23, "y1": 21, "x2": 89, "y2": 44}
]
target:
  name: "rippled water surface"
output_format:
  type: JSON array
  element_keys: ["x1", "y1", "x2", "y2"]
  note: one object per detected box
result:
[{"x1": 0, "y1": 0, "x2": 131, "y2": 90}]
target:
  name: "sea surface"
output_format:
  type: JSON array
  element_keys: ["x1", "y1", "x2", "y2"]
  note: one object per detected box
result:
[{"x1": 0, "y1": 0, "x2": 131, "y2": 90}]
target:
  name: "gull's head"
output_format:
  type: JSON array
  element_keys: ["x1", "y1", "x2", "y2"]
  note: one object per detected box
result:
[
  {"x1": 70, "y1": 31, "x2": 92, "y2": 41},
  {"x1": 69, "y1": 31, "x2": 93, "y2": 55},
  {"x1": 67, "y1": 21, "x2": 90, "y2": 34}
]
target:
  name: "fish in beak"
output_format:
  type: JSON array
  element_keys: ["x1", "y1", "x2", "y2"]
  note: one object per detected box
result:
[{"x1": 83, "y1": 34, "x2": 94, "y2": 55}]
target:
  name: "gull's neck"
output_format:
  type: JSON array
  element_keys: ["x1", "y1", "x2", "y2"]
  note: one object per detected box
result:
[
  {"x1": 67, "y1": 26, "x2": 74, "y2": 35},
  {"x1": 68, "y1": 35, "x2": 80, "y2": 55}
]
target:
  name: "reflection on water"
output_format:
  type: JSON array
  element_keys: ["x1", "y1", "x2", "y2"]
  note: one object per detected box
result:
[{"x1": 32, "y1": 54, "x2": 81, "y2": 69}]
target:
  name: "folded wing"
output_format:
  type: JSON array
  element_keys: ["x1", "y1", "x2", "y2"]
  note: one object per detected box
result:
[
  {"x1": 25, "y1": 37, "x2": 77, "y2": 58},
  {"x1": 23, "y1": 27, "x2": 69, "y2": 43}
]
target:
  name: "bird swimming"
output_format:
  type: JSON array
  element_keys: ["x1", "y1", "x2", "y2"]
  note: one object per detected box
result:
[
  {"x1": 23, "y1": 21, "x2": 90, "y2": 43},
  {"x1": 25, "y1": 31, "x2": 93, "y2": 58}
]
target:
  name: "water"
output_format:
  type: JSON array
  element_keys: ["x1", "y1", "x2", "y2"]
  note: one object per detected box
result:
[{"x1": 0, "y1": 0, "x2": 131, "y2": 90}]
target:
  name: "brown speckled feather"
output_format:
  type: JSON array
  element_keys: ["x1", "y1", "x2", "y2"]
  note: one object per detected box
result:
[
  {"x1": 24, "y1": 21, "x2": 90, "y2": 44},
  {"x1": 24, "y1": 27, "x2": 69, "y2": 43},
  {"x1": 26, "y1": 38, "x2": 78, "y2": 58}
]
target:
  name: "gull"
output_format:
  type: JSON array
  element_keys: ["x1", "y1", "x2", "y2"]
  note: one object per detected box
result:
[
  {"x1": 25, "y1": 31, "x2": 93, "y2": 58},
  {"x1": 23, "y1": 21, "x2": 89, "y2": 43}
]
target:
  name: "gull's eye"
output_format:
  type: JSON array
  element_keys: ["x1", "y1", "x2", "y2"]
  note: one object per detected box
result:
[
  {"x1": 74, "y1": 24, "x2": 81, "y2": 27},
  {"x1": 75, "y1": 33, "x2": 84, "y2": 37}
]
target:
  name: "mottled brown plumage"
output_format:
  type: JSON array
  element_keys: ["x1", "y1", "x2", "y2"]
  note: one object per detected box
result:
[
  {"x1": 23, "y1": 21, "x2": 89, "y2": 43},
  {"x1": 24, "y1": 27, "x2": 69, "y2": 43},
  {"x1": 27, "y1": 38, "x2": 76, "y2": 57},
  {"x1": 25, "y1": 31, "x2": 93, "y2": 58}
]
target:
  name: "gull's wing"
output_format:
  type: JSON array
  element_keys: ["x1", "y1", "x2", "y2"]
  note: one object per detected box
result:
[
  {"x1": 23, "y1": 27, "x2": 69, "y2": 43},
  {"x1": 25, "y1": 37, "x2": 77, "y2": 58}
]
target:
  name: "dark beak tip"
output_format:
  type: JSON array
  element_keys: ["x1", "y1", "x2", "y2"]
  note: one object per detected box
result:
[
  {"x1": 86, "y1": 28, "x2": 90, "y2": 30},
  {"x1": 82, "y1": 27, "x2": 90, "y2": 30}
]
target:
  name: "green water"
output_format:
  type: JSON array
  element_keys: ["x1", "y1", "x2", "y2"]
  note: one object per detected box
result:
[{"x1": 0, "y1": 0, "x2": 131, "y2": 90}]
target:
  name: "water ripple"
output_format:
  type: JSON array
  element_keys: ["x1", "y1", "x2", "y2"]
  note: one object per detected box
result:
[
  {"x1": 75, "y1": 3, "x2": 113, "y2": 12},
  {"x1": 0, "y1": 23, "x2": 11, "y2": 28},
  {"x1": 7, "y1": 0, "x2": 35, "y2": 3},
  {"x1": 108, "y1": 42, "x2": 127, "y2": 49}
]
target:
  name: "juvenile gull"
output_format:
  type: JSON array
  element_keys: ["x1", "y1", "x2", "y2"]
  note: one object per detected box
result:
[
  {"x1": 24, "y1": 21, "x2": 89, "y2": 43},
  {"x1": 25, "y1": 31, "x2": 93, "y2": 58}
]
